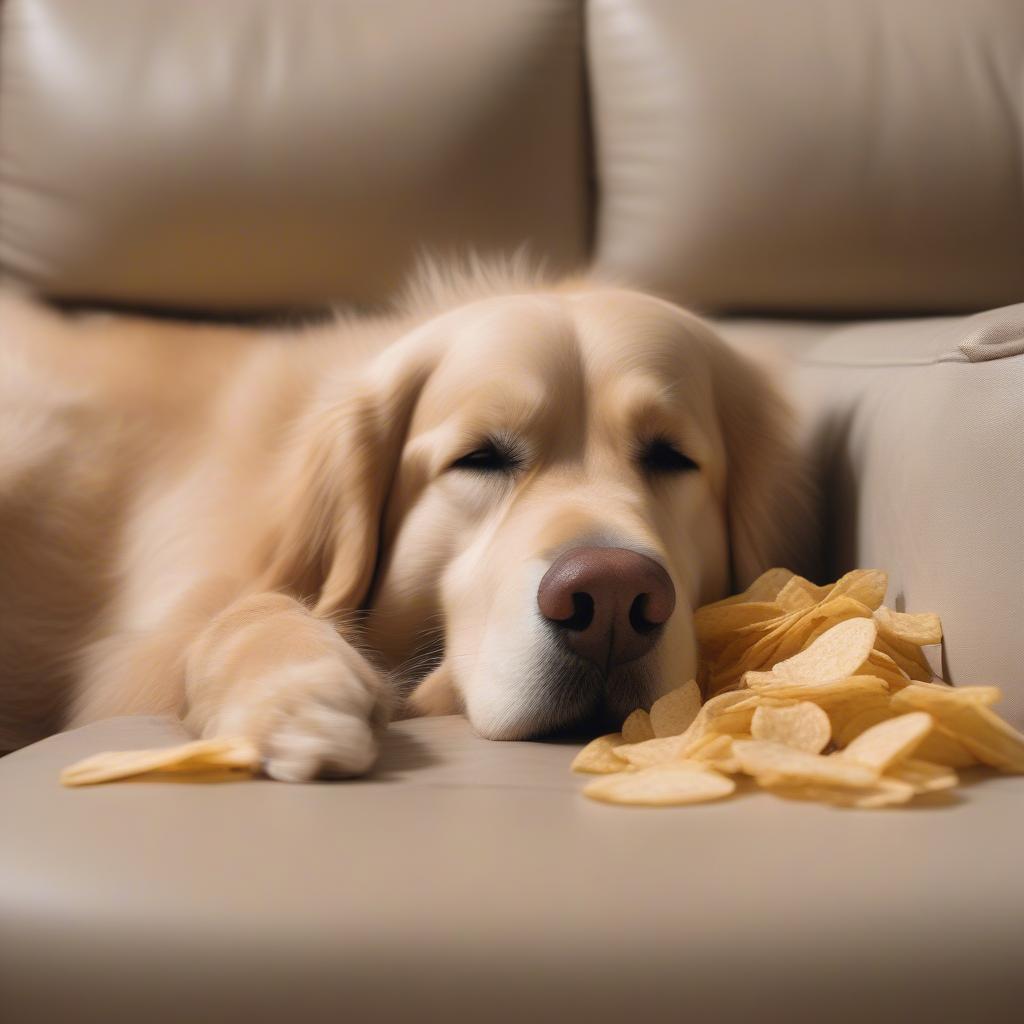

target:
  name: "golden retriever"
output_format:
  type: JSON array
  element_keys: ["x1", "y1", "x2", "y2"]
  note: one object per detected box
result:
[{"x1": 0, "y1": 260, "x2": 813, "y2": 779}]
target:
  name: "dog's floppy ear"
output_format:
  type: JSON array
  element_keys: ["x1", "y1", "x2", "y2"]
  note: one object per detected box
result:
[
  {"x1": 258, "y1": 344, "x2": 435, "y2": 618},
  {"x1": 704, "y1": 329, "x2": 819, "y2": 590}
]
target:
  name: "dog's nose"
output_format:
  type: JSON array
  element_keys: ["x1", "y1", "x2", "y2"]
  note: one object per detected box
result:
[{"x1": 537, "y1": 547, "x2": 675, "y2": 671}]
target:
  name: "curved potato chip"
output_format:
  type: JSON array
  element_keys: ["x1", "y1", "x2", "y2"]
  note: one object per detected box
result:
[
  {"x1": 774, "y1": 577, "x2": 818, "y2": 611},
  {"x1": 825, "y1": 569, "x2": 888, "y2": 611},
  {"x1": 584, "y1": 762, "x2": 735, "y2": 806},
  {"x1": 763, "y1": 777, "x2": 916, "y2": 809},
  {"x1": 932, "y1": 704, "x2": 1024, "y2": 773},
  {"x1": 621, "y1": 708, "x2": 655, "y2": 743},
  {"x1": 785, "y1": 576, "x2": 832, "y2": 602},
  {"x1": 740, "y1": 568, "x2": 797, "y2": 603},
  {"x1": 650, "y1": 680, "x2": 702, "y2": 737},
  {"x1": 840, "y1": 712, "x2": 933, "y2": 772},
  {"x1": 769, "y1": 617, "x2": 878, "y2": 685},
  {"x1": 751, "y1": 702, "x2": 831, "y2": 754},
  {"x1": 709, "y1": 568, "x2": 795, "y2": 607},
  {"x1": 745, "y1": 674, "x2": 889, "y2": 705},
  {"x1": 874, "y1": 606, "x2": 942, "y2": 646},
  {"x1": 61, "y1": 737, "x2": 259, "y2": 787},
  {"x1": 733, "y1": 739, "x2": 878, "y2": 787},
  {"x1": 770, "y1": 597, "x2": 874, "y2": 664},
  {"x1": 891, "y1": 682, "x2": 1002, "y2": 712},
  {"x1": 613, "y1": 734, "x2": 688, "y2": 768},
  {"x1": 571, "y1": 733, "x2": 627, "y2": 774}
]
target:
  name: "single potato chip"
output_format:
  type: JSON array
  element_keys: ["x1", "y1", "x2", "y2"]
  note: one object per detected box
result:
[
  {"x1": 751, "y1": 702, "x2": 831, "y2": 754},
  {"x1": 784, "y1": 576, "x2": 832, "y2": 603},
  {"x1": 774, "y1": 577, "x2": 818, "y2": 611},
  {"x1": 621, "y1": 708, "x2": 656, "y2": 744},
  {"x1": 768, "y1": 617, "x2": 878, "y2": 686},
  {"x1": 710, "y1": 568, "x2": 795, "y2": 607},
  {"x1": 61, "y1": 737, "x2": 259, "y2": 787},
  {"x1": 839, "y1": 712, "x2": 933, "y2": 772},
  {"x1": 932, "y1": 704, "x2": 1024, "y2": 773},
  {"x1": 571, "y1": 733, "x2": 628, "y2": 774},
  {"x1": 613, "y1": 734, "x2": 689, "y2": 768},
  {"x1": 733, "y1": 739, "x2": 878, "y2": 788},
  {"x1": 739, "y1": 567, "x2": 796, "y2": 603},
  {"x1": 874, "y1": 606, "x2": 942, "y2": 646},
  {"x1": 584, "y1": 762, "x2": 735, "y2": 806},
  {"x1": 825, "y1": 569, "x2": 888, "y2": 611},
  {"x1": 891, "y1": 682, "x2": 1002, "y2": 712},
  {"x1": 763, "y1": 777, "x2": 916, "y2": 809},
  {"x1": 745, "y1": 674, "x2": 889, "y2": 705},
  {"x1": 650, "y1": 680, "x2": 702, "y2": 738}
]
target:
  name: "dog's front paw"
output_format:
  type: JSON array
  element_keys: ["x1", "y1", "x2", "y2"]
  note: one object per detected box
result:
[{"x1": 215, "y1": 651, "x2": 387, "y2": 783}]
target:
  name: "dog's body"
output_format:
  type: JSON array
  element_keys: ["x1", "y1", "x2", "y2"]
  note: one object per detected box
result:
[{"x1": 0, "y1": 263, "x2": 813, "y2": 778}]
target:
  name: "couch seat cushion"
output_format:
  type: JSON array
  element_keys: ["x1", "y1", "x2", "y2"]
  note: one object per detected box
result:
[{"x1": 1, "y1": 714, "x2": 1022, "y2": 1023}]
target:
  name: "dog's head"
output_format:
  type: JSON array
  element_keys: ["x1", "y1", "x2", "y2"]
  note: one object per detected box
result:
[{"x1": 262, "y1": 280, "x2": 814, "y2": 739}]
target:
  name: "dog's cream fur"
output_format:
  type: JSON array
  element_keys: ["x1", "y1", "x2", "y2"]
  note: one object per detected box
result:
[{"x1": 0, "y1": 262, "x2": 813, "y2": 779}]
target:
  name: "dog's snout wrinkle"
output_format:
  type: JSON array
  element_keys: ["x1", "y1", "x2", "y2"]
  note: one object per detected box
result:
[{"x1": 537, "y1": 546, "x2": 675, "y2": 671}]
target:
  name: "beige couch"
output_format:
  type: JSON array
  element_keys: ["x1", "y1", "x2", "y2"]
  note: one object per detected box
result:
[{"x1": 1, "y1": 2, "x2": 1022, "y2": 1021}]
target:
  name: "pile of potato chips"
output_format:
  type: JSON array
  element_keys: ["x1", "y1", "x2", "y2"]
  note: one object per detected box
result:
[{"x1": 574, "y1": 568, "x2": 1024, "y2": 809}]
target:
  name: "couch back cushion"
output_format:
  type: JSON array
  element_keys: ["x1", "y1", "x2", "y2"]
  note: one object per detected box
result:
[
  {"x1": 588, "y1": 0, "x2": 1024, "y2": 315},
  {"x1": 0, "y1": 0, "x2": 588, "y2": 312}
]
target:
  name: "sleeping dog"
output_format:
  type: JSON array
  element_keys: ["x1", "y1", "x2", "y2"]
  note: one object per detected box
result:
[{"x1": 0, "y1": 261, "x2": 813, "y2": 779}]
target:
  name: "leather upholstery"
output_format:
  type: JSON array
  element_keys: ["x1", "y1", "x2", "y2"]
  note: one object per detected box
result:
[
  {"x1": 0, "y1": 0, "x2": 588, "y2": 311},
  {"x1": 2, "y1": 715, "x2": 1022, "y2": 1023},
  {"x1": 2, "y1": 5, "x2": 1024, "y2": 1016},
  {"x1": 4, "y1": 0, "x2": 1023, "y2": 316},
  {"x1": 718, "y1": 308, "x2": 1024, "y2": 722},
  {"x1": 589, "y1": 0, "x2": 1024, "y2": 315}
]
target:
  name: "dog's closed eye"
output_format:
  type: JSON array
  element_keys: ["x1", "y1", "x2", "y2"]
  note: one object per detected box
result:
[
  {"x1": 449, "y1": 436, "x2": 524, "y2": 475},
  {"x1": 638, "y1": 438, "x2": 698, "y2": 475}
]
